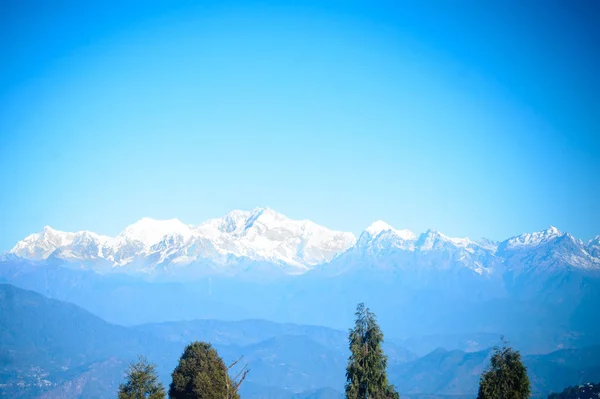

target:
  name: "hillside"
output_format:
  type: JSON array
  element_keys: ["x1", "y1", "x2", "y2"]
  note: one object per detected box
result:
[
  {"x1": 0, "y1": 284, "x2": 180, "y2": 397},
  {"x1": 0, "y1": 284, "x2": 354, "y2": 397},
  {"x1": 1, "y1": 283, "x2": 599, "y2": 398},
  {"x1": 389, "y1": 346, "x2": 600, "y2": 396}
]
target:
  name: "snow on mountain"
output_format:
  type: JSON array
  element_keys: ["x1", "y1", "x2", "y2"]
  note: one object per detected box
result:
[
  {"x1": 8, "y1": 208, "x2": 356, "y2": 273},
  {"x1": 475, "y1": 238, "x2": 499, "y2": 253},
  {"x1": 193, "y1": 208, "x2": 357, "y2": 267},
  {"x1": 364, "y1": 221, "x2": 417, "y2": 241},
  {"x1": 498, "y1": 227, "x2": 600, "y2": 271},
  {"x1": 118, "y1": 217, "x2": 194, "y2": 246},
  {"x1": 416, "y1": 229, "x2": 475, "y2": 252},
  {"x1": 357, "y1": 223, "x2": 480, "y2": 254},
  {"x1": 331, "y1": 222, "x2": 500, "y2": 276},
  {"x1": 6, "y1": 215, "x2": 599, "y2": 277},
  {"x1": 9, "y1": 226, "x2": 110, "y2": 261},
  {"x1": 502, "y1": 226, "x2": 563, "y2": 249},
  {"x1": 588, "y1": 236, "x2": 600, "y2": 258},
  {"x1": 354, "y1": 221, "x2": 417, "y2": 254}
]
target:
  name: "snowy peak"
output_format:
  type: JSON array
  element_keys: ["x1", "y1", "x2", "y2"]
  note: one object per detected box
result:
[
  {"x1": 364, "y1": 221, "x2": 416, "y2": 241},
  {"x1": 202, "y1": 208, "x2": 292, "y2": 235},
  {"x1": 497, "y1": 227, "x2": 600, "y2": 271},
  {"x1": 354, "y1": 221, "x2": 417, "y2": 253},
  {"x1": 6, "y1": 215, "x2": 599, "y2": 276},
  {"x1": 365, "y1": 220, "x2": 394, "y2": 237},
  {"x1": 588, "y1": 236, "x2": 600, "y2": 258},
  {"x1": 118, "y1": 217, "x2": 193, "y2": 246},
  {"x1": 340, "y1": 227, "x2": 495, "y2": 276},
  {"x1": 8, "y1": 209, "x2": 357, "y2": 271},
  {"x1": 204, "y1": 208, "x2": 259, "y2": 235},
  {"x1": 199, "y1": 207, "x2": 357, "y2": 267},
  {"x1": 9, "y1": 227, "x2": 111, "y2": 261},
  {"x1": 356, "y1": 224, "x2": 482, "y2": 256},
  {"x1": 416, "y1": 229, "x2": 474, "y2": 252},
  {"x1": 502, "y1": 226, "x2": 564, "y2": 250}
]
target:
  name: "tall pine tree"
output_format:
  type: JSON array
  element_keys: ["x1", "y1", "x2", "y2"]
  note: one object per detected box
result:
[{"x1": 345, "y1": 303, "x2": 399, "y2": 399}]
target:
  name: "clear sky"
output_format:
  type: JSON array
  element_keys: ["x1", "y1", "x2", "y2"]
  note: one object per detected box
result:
[{"x1": 1, "y1": 0, "x2": 599, "y2": 251}]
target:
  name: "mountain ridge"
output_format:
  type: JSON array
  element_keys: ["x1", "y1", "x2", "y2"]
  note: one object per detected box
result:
[
  {"x1": 5, "y1": 208, "x2": 600, "y2": 278},
  {"x1": 3, "y1": 283, "x2": 600, "y2": 399}
]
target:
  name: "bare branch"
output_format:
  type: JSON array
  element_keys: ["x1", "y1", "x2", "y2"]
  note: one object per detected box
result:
[
  {"x1": 228, "y1": 356, "x2": 244, "y2": 370},
  {"x1": 232, "y1": 366, "x2": 249, "y2": 392}
]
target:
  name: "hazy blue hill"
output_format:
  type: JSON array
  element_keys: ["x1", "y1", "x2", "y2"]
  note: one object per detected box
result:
[
  {"x1": 239, "y1": 383, "x2": 344, "y2": 399},
  {"x1": 0, "y1": 283, "x2": 160, "y2": 367},
  {"x1": 134, "y1": 318, "x2": 349, "y2": 351},
  {"x1": 3, "y1": 247, "x2": 600, "y2": 368},
  {"x1": 0, "y1": 284, "x2": 180, "y2": 397},
  {"x1": 224, "y1": 334, "x2": 346, "y2": 392},
  {"x1": 3, "y1": 257, "x2": 598, "y2": 357},
  {"x1": 135, "y1": 318, "x2": 417, "y2": 364},
  {"x1": 392, "y1": 333, "x2": 503, "y2": 356},
  {"x1": 390, "y1": 348, "x2": 489, "y2": 395},
  {"x1": 35, "y1": 358, "x2": 126, "y2": 399},
  {"x1": 526, "y1": 346, "x2": 600, "y2": 394},
  {"x1": 0, "y1": 283, "x2": 364, "y2": 398},
  {"x1": 389, "y1": 345, "x2": 600, "y2": 397},
  {"x1": 547, "y1": 382, "x2": 600, "y2": 399},
  {"x1": 0, "y1": 260, "x2": 250, "y2": 326},
  {"x1": 2, "y1": 282, "x2": 600, "y2": 398}
]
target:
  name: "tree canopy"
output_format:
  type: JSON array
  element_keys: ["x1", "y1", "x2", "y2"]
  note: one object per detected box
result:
[
  {"x1": 345, "y1": 302, "x2": 399, "y2": 399},
  {"x1": 118, "y1": 356, "x2": 166, "y2": 399},
  {"x1": 169, "y1": 341, "x2": 247, "y2": 399},
  {"x1": 477, "y1": 339, "x2": 530, "y2": 399}
]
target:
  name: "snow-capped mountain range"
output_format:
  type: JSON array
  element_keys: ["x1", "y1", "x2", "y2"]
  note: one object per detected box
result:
[{"x1": 6, "y1": 207, "x2": 600, "y2": 277}]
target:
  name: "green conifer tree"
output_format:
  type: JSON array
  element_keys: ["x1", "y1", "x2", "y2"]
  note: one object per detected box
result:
[
  {"x1": 477, "y1": 338, "x2": 530, "y2": 399},
  {"x1": 345, "y1": 303, "x2": 399, "y2": 399},
  {"x1": 169, "y1": 341, "x2": 248, "y2": 399},
  {"x1": 118, "y1": 356, "x2": 166, "y2": 399}
]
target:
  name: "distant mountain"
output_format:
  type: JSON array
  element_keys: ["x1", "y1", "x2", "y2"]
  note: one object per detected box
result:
[
  {"x1": 548, "y1": 382, "x2": 600, "y2": 399},
  {"x1": 1, "y1": 255, "x2": 599, "y2": 354},
  {"x1": 6, "y1": 209, "x2": 599, "y2": 279},
  {"x1": 7, "y1": 208, "x2": 356, "y2": 276},
  {"x1": 0, "y1": 284, "x2": 399, "y2": 398},
  {"x1": 225, "y1": 335, "x2": 346, "y2": 392},
  {"x1": 0, "y1": 284, "x2": 180, "y2": 398},
  {"x1": 34, "y1": 358, "x2": 126, "y2": 399},
  {"x1": 134, "y1": 318, "x2": 351, "y2": 352},
  {"x1": 389, "y1": 345, "x2": 600, "y2": 396},
  {"x1": 2, "y1": 211, "x2": 600, "y2": 359},
  {"x1": 588, "y1": 237, "x2": 600, "y2": 258},
  {"x1": 3, "y1": 284, "x2": 599, "y2": 399},
  {"x1": 136, "y1": 317, "x2": 419, "y2": 391},
  {"x1": 240, "y1": 384, "x2": 344, "y2": 399}
]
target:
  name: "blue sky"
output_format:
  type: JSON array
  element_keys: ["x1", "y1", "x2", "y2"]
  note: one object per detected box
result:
[{"x1": 1, "y1": 0, "x2": 598, "y2": 251}]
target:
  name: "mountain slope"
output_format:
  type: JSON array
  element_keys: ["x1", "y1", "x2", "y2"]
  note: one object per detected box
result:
[
  {"x1": 2, "y1": 283, "x2": 600, "y2": 399},
  {"x1": 6, "y1": 209, "x2": 599, "y2": 279},
  {"x1": 2, "y1": 254, "x2": 599, "y2": 353},
  {"x1": 0, "y1": 284, "x2": 180, "y2": 398},
  {"x1": 389, "y1": 346, "x2": 600, "y2": 396},
  {"x1": 0, "y1": 284, "x2": 386, "y2": 398},
  {"x1": 8, "y1": 208, "x2": 356, "y2": 276}
]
